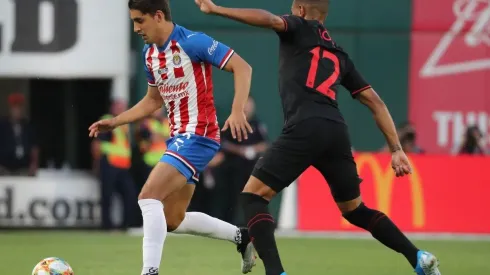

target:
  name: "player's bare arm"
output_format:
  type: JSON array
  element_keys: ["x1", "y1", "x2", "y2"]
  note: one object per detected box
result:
[
  {"x1": 221, "y1": 53, "x2": 254, "y2": 142},
  {"x1": 357, "y1": 88, "x2": 412, "y2": 177},
  {"x1": 113, "y1": 86, "x2": 163, "y2": 126},
  {"x1": 195, "y1": 0, "x2": 286, "y2": 32},
  {"x1": 357, "y1": 88, "x2": 400, "y2": 151},
  {"x1": 88, "y1": 86, "x2": 162, "y2": 137}
]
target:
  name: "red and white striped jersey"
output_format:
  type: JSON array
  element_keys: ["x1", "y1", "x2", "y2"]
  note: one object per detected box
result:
[{"x1": 143, "y1": 24, "x2": 234, "y2": 143}]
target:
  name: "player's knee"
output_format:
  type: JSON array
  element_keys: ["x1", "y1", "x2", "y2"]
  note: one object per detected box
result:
[
  {"x1": 242, "y1": 176, "x2": 276, "y2": 201},
  {"x1": 239, "y1": 192, "x2": 272, "y2": 224},
  {"x1": 341, "y1": 202, "x2": 369, "y2": 228},
  {"x1": 341, "y1": 201, "x2": 382, "y2": 231},
  {"x1": 138, "y1": 182, "x2": 167, "y2": 201},
  {"x1": 240, "y1": 192, "x2": 270, "y2": 207},
  {"x1": 336, "y1": 195, "x2": 362, "y2": 214},
  {"x1": 138, "y1": 189, "x2": 160, "y2": 201},
  {"x1": 138, "y1": 185, "x2": 165, "y2": 201},
  {"x1": 166, "y1": 212, "x2": 186, "y2": 232}
]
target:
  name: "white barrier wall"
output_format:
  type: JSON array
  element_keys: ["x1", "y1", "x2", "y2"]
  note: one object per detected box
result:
[{"x1": 0, "y1": 172, "x2": 101, "y2": 228}]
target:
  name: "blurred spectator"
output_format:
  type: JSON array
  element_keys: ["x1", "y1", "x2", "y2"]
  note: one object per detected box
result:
[
  {"x1": 380, "y1": 122, "x2": 424, "y2": 154},
  {"x1": 400, "y1": 131, "x2": 424, "y2": 154},
  {"x1": 0, "y1": 93, "x2": 39, "y2": 176},
  {"x1": 136, "y1": 107, "x2": 170, "y2": 181},
  {"x1": 457, "y1": 125, "x2": 487, "y2": 155},
  {"x1": 188, "y1": 153, "x2": 224, "y2": 215},
  {"x1": 91, "y1": 99, "x2": 138, "y2": 230},
  {"x1": 211, "y1": 97, "x2": 269, "y2": 226}
]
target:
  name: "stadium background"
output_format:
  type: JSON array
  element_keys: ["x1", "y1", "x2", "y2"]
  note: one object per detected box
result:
[{"x1": 0, "y1": 0, "x2": 489, "y2": 274}]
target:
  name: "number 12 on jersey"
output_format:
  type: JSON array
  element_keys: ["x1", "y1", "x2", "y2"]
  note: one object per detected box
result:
[{"x1": 306, "y1": 46, "x2": 340, "y2": 100}]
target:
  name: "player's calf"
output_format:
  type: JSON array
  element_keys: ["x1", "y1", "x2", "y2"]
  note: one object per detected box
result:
[
  {"x1": 241, "y1": 192, "x2": 284, "y2": 275},
  {"x1": 162, "y1": 183, "x2": 256, "y2": 273},
  {"x1": 165, "y1": 212, "x2": 185, "y2": 232},
  {"x1": 138, "y1": 163, "x2": 188, "y2": 275},
  {"x1": 163, "y1": 184, "x2": 194, "y2": 232},
  {"x1": 138, "y1": 198, "x2": 165, "y2": 275},
  {"x1": 240, "y1": 175, "x2": 286, "y2": 275},
  {"x1": 340, "y1": 197, "x2": 420, "y2": 269}
]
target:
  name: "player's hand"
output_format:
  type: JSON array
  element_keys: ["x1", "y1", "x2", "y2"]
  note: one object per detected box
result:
[
  {"x1": 195, "y1": 0, "x2": 217, "y2": 14},
  {"x1": 222, "y1": 110, "x2": 253, "y2": 142},
  {"x1": 88, "y1": 118, "x2": 117, "y2": 138},
  {"x1": 391, "y1": 150, "x2": 412, "y2": 177}
]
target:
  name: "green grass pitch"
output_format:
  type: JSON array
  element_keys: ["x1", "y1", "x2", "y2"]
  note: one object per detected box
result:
[{"x1": 3, "y1": 231, "x2": 489, "y2": 274}]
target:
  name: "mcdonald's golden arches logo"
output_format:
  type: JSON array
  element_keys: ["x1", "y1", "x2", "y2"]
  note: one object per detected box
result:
[{"x1": 341, "y1": 153, "x2": 425, "y2": 228}]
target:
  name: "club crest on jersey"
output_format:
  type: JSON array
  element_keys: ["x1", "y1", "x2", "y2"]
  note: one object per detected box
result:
[{"x1": 173, "y1": 54, "x2": 182, "y2": 67}]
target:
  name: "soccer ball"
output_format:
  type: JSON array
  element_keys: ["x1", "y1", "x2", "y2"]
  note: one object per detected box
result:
[{"x1": 32, "y1": 257, "x2": 74, "y2": 275}]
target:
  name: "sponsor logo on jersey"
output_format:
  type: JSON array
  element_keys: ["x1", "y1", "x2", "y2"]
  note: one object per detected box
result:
[
  {"x1": 158, "y1": 82, "x2": 189, "y2": 94},
  {"x1": 208, "y1": 40, "x2": 219, "y2": 55}
]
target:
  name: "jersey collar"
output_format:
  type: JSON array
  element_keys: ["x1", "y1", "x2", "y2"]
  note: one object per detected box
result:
[{"x1": 157, "y1": 23, "x2": 180, "y2": 51}]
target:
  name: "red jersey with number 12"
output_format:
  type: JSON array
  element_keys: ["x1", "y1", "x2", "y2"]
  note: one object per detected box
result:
[{"x1": 276, "y1": 15, "x2": 371, "y2": 127}]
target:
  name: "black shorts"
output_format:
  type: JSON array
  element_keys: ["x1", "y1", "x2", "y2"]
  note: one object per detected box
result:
[{"x1": 252, "y1": 117, "x2": 362, "y2": 202}]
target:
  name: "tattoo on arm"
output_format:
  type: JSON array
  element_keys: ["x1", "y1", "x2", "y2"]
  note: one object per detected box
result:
[{"x1": 390, "y1": 144, "x2": 402, "y2": 153}]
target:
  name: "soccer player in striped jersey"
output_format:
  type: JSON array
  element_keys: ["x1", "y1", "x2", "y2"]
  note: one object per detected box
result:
[{"x1": 88, "y1": 1, "x2": 256, "y2": 274}]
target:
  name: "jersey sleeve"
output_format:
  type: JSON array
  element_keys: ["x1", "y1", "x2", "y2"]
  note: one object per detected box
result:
[
  {"x1": 186, "y1": 33, "x2": 235, "y2": 70},
  {"x1": 142, "y1": 45, "x2": 156, "y2": 86},
  {"x1": 341, "y1": 57, "x2": 371, "y2": 98},
  {"x1": 276, "y1": 15, "x2": 304, "y2": 38}
]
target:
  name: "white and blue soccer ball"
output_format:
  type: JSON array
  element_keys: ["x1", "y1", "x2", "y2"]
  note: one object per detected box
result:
[{"x1": 32, "y1": 257, "x2": 74, "y2": 275}]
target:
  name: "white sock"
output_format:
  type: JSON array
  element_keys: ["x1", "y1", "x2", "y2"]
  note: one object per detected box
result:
[
  {"x1": 173, "y1": 212, "x2": 241, "y2": 244},
  {"x1": 139, "y1": 199, "x2": 166, "y2": 275}
]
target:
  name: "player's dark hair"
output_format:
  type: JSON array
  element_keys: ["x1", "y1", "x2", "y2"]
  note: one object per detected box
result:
[{"x1": 128, "y1": 0, "x2": 172, "y2": 21}]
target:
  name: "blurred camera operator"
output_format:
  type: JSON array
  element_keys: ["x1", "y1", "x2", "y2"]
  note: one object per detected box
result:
[
  {"x1": 457, "y1": 125, "x2": 487, "y2": 155},
  {"x1": 380, "y1": 122, "x2": 424, "y2": 154}
]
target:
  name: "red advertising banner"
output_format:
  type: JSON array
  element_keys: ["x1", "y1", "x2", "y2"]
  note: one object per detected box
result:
[
  {"x1": 297, "y1": 153, "x2": 490, "y2": 234},
  {"x1": 410, "y1": 0, "x2": 490, "y2": 154}
]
